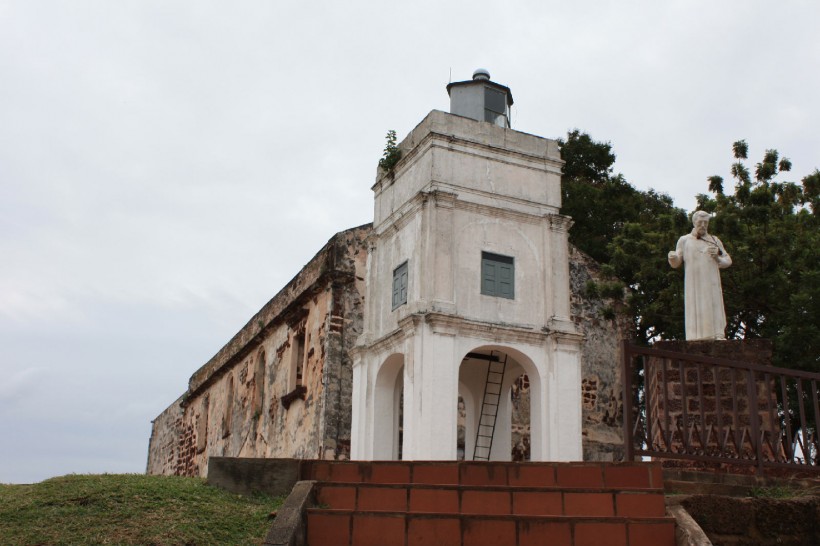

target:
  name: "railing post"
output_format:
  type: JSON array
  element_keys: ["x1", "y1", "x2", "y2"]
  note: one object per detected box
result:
[
  {"x1": 622, "y1": 340, "x2": 635, "y2": 462},
  {"x1": 618, "y1": 342, "x2": 820, "y2": 473},
  {"x1": 746, "y1": 368, "x2": 764, "y2": 475}
]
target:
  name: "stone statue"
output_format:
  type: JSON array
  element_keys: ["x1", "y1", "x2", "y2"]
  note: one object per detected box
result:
[{"x1": 668, "y1": 211, "x2": 732, "y2": 340}]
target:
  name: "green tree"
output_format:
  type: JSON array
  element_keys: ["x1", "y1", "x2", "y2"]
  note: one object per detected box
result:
[
  {"x1": 559, "y1": 130, "x2": 688, "y2": 341},
  {"x1": 563, "y1": 132, "x2": 819, "y2": 369},
  {"x1": 696, "y1": 141, "x2": 819, "y2": 373}
]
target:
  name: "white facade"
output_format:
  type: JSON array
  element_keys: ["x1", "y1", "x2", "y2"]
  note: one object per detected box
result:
[{"x1": 351, "y1": 110, "x2": 583, "y2": 462}]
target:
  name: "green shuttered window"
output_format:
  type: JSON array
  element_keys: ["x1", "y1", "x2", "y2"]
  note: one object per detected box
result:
[
  {"x1": 392, "y1": 261, "x2": 408, "y2": 310},
  {"x1": 481, "y1": 252, "x2": 514, "y2": 299}
]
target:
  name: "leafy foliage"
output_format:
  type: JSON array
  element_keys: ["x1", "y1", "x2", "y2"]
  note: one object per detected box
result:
[
  {"x1": 697, "y1": 145, "x2": 819, "y2": 374},
  {"x1": 559, "y1": 129, "x2": 616, "y2": 185},
  {"x1": 559, "y1": 131, "x2": 688, "y2": 341},
  {"x1": 378, "y1": 129, "x2": 402, "y2": 172}
]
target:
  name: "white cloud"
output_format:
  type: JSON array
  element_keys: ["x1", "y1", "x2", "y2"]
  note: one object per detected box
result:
[{"x1": 0, "y1": 367, "x2": 47, "y2": 404}]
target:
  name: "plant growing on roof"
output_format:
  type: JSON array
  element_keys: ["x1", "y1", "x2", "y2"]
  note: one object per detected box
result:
[{"x1": 378, "y1": 129, "x2": 402, "y2": 172}]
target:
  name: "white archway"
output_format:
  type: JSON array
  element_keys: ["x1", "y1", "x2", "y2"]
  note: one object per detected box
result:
[
  {"x1": 457, "y1": 345, "x2": 541, "y2": 461},
  {"x1": 373, "y1": 353, "x2": 404, "y2": 460}
]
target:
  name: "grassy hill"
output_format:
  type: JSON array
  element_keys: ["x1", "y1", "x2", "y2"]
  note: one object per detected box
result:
[{"x1": 0, "y1": 473, "x2": 282, "y2": 545}]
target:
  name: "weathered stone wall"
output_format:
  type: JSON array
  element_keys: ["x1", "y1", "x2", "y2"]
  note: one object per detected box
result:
[
  {"x1": 146, "y1": 225, "x2": 369, "y2": 476},
  {"x1": 681, "y1": 494, "x2": 820, "y2": 546},
  {"x1": 510, "y1": 374, "x2": 531, "y2": 461},
  {"x1": 145, "y1": 394, "x2": 184, "y2": 475},
  {"x1": 317, "y1": 229, "x2": 367, "y2": 460},
  {"x1": 568, "y1": 245, "x2": 630, "y2": 462}
]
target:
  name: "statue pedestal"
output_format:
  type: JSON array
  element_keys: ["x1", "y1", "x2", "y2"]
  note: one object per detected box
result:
[
  {"x1": 654, "y1": 339, "x2": 772, "y2": 365},
  {"x1": 645, "y1": 339, "x2": 780, "y2": 473}
]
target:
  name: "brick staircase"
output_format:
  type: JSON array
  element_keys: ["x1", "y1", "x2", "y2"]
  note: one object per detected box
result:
[{"x1": 301, "y1": 461, "x2": 676, "y2": 546}]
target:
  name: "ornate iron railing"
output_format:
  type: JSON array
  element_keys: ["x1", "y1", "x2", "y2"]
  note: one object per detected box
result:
[{"x1": 622, "y1": 341, "x2": 820, "y2": 473}]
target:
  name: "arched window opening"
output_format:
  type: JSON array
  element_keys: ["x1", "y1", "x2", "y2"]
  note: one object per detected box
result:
[
  {"x1": 282, "y1": 323, "x2": 308, "y2": 410},
  {"x1": 222, "y1": 374, "x2": 234, "y2": 438},
  {"x1": 196, "y1": 395, "x2": 210, "y2": 454},
  {"x1": 291, "y1": 330, "x2": 305, "y2": 390},
  {"x1": 253, "y1": 350, "x2": 266, "y2": 418}
]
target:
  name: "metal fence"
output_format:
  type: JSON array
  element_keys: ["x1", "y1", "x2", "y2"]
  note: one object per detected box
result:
[{"x1": 622, "y1": 341, "x2": 820, "y2": 473}]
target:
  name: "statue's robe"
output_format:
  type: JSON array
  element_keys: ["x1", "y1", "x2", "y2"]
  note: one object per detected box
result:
[{"x1": 670, "y1": 233, "x2": 732, "y2": 340}]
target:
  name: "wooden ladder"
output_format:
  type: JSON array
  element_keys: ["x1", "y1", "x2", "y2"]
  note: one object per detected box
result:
[{"x1": 473, "y1": 351, "x2": 508, "y2": 461}]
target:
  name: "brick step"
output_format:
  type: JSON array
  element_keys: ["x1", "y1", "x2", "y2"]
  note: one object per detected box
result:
[
  {"x1": 302, "y1": 462, "x2": 672, "y2": 545},
  {"x1": 316, "y1": 482, "x2": 667, "y2": 518},
  {"x1": 302, "y1": 461, "x2": 664, "y2": 490},
  {"x1": 306, "y1": 510, "x2": 677, "y2": 546}
]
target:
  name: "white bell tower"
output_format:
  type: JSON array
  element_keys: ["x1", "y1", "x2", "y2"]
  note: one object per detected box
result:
[{"x1": 351, "y1": 71, "x2": 583, "y2": 462}]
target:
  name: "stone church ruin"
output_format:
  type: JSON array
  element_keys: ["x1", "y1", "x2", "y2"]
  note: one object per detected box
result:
[{"x1": 147, "y1": 71, "x2": 629, "y2": 477}]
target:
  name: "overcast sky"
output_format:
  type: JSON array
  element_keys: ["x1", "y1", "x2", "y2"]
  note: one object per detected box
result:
[{"x1": 1, "y1": 1, "x2": 818, "y2": 484}]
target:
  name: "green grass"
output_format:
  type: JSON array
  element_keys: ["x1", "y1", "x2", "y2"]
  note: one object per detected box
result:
[
  {"x1": 749, "y1": 485, "x2": 801, "y2": 499},
  {"x1": 0, "y1": 473, "x2": 283, "y2": 546}
]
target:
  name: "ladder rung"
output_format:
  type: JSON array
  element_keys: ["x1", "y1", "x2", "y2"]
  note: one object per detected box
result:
[{"x1": 473, "y1": 352, "x2": 509, "y2": 461}]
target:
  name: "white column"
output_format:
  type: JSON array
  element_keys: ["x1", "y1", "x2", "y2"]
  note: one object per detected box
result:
[
  {"x1": 408, "y1": 325, "x2": 459, "y2": 460},
  {"x1": 530, "y1": 351, "x2": 548, "y2": 462},
  {"x1": 350, "y1": 352, "x2": 369, "y2": 460},
  {"x1": 549, "y1": 215, "x2": 574, "y2": 323},
  {"x1": 430, "y1": 191, "x2": 456, "y2": 313},
  {"x1": 553, "y1": 334, "x2": 583, "y2": 461}
]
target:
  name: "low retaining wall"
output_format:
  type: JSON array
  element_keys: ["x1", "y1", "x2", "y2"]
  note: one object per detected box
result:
[
  {"x1": 681, "y1": 495, "x2": 820, "y2": 546},
  {"x1": 206, "y1": 457, "x2": 302, "y2": 497}
]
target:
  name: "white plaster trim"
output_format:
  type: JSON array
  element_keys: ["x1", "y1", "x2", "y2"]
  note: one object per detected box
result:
[
  {"x1": 424, "y1": 312, "x2": 547, "y2": 346},
  {"x1": 548, "y1": 214, "x2": 574, "y2": 232},
  {"x1": 374, "y1": 183, "x2": 560, "y2": 234}
]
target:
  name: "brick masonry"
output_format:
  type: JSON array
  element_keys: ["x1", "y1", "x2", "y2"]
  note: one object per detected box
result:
[{"x1": 645, "y1": 339, "x2": 781, "y2": 461}]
